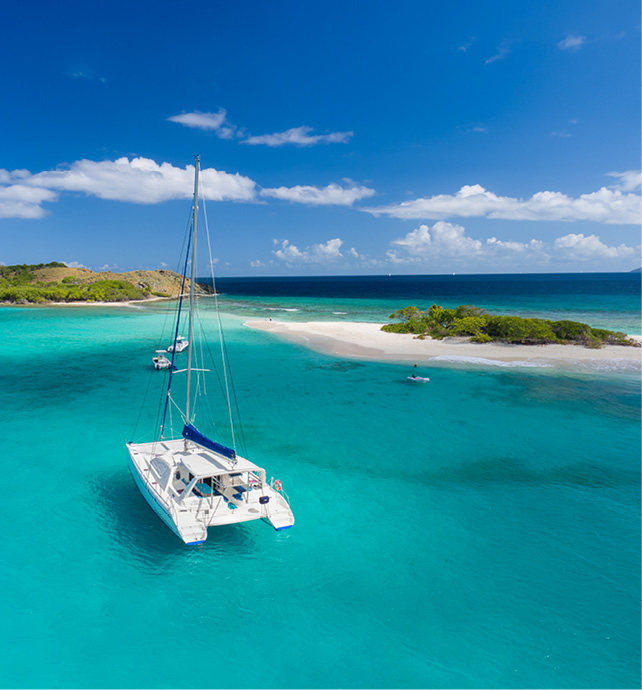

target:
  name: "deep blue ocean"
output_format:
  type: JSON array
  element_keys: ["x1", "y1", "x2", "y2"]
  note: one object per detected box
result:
[
  {"x1": 213, "y1": 272, "x2": 642, "y2": 334},
  {"x1": 0, "y1": 273, "x2": 640, "y2": 688}
]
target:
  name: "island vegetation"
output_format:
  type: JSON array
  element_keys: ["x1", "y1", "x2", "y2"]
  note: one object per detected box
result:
[
  {"x1": 0, "y1": 262, "x2": 213, "y2": 304},
  {"x1": 382, "y1": 304, "x2": 639, "y2": 349}
]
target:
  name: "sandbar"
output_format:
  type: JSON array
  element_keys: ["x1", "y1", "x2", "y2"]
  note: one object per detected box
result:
[{"x1": 245, "y1": 319, "x2": 642, "y2": 369}]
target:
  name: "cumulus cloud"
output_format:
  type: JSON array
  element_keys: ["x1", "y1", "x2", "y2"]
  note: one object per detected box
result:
[
  {"x1": 167, "y1": 110, "x2": 239, "y2": 139},
  {"x1": 0, "y1": 157, "x2": 257, "y2": 209},
  {"x1": 364, "y1": 182, "x2": 641, "y2": 224},
  {"x1": 388, "y1": 222, "x2": 636, "y2": 267},
  {"x1": 0, "y1": 158, "x2": 378, "y2": 218},
  {"x1": 553, "y1": 233, "x2": 635, "y2": 260},
  {"x1": 243, "y1": 126, "x2": 353, "y2": 147},
  {"x1": 249, "y1": 259, "x2": 265, "y2": 268},
  {"x1": 261, "y1": 181, "x2": 375, "y2": 206},
  {"x1": 392, "y1": 222, "x2": 482, "y2": 257},
  {"x1": 0, "y1": 183, "x2": 59, "y2": 219},
  {"x1": 558, "y1": 35, "x2": 586, "y2": 51},
  {"x1": 64, "y1": 261, "x2": 88, "y2": 269},
  {"x1": 273, "y1": 238, "x2": 344, "y2": 264}
]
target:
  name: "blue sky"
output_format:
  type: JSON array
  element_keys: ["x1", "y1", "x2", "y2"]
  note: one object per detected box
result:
[{"x1": 1, "y1": 0, "x2": 640, "y2": 275}]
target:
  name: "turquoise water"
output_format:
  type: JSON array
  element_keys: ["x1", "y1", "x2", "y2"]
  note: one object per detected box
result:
[
  {"x1": 0, "y1": 295, "x2": 640, "y2": 688},
  {"x1": 214, "y1": 273, "x2": 642, "y2": 334}
]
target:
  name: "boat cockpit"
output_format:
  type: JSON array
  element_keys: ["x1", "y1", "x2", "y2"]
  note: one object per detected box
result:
[{"x1": 172, "y1": 462, "x2": 267, "y2": 508}]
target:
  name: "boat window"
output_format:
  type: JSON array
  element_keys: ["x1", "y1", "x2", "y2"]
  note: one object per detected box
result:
[{"x1": 150, "y1": 457, "x2": 170, "y2": 482}]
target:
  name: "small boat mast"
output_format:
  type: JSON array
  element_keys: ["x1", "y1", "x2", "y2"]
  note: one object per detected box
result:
[{"x1": 185, "y1": 155, "x2": 200, "y2": 448}]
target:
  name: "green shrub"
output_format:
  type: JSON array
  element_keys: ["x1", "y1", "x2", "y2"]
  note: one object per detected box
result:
[
  {"x1": 380, "y1": 303, "x2": 635, "y2": 349},
  {"x1": 471, "y1": 332, "x2": 492, "y2": 343}
]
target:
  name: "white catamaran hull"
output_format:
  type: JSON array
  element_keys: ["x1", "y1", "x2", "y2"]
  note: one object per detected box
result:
[{"x1": 127, "y1": 439, "x2": 294, "y2": 545}]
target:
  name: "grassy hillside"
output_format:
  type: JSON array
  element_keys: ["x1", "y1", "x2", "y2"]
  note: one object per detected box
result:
[{"x1": 0, "y1": 262, "x2": 213, "y2": 304}]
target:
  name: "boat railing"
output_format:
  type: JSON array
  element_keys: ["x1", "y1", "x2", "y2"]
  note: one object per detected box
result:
[
  {"x1": 270, "y1": 477, "x2": 292, "y2": 507},
  {"x1": 280, "y1": 488, "x2": 291, "y2": 507}
]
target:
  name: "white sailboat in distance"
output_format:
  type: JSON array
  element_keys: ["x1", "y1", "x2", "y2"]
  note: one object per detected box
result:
[{"x1": 127, "y1": 156, "x2": 294, "y2": 545}]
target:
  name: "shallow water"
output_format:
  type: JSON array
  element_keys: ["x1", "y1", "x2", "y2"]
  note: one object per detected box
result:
[{"x1": 0, "y1": 287, "x2": 640, "y2": 688}]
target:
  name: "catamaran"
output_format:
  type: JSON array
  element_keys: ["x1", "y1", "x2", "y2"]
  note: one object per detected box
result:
[{"x1": 127, "y1": 156, "x2": 294, "y2": 545}]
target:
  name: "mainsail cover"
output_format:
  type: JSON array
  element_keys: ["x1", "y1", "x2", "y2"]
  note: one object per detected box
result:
[{"x1": 182, "y1": 423, "x2": 236, "y2": 460}]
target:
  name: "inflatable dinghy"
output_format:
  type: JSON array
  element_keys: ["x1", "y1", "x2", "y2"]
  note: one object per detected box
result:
[{"x1": 407, "y1": 375, "x2": 430, "y2": 383}]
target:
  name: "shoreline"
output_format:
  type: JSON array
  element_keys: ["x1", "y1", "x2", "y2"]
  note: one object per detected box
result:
[
  {"x1": 0, "y1": 296, "x2": 172, "y2": 308},
  {"x1": 0, "y1": 294, "x2": 215, "y2": 308},
  {"x1": 245, "y1": 319, "x2": 642, "y2": 369}
]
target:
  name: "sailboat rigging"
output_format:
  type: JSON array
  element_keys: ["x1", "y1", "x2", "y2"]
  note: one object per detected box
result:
[{"x1": 127, "y1": 155, "x2": 294, "y2": 545}]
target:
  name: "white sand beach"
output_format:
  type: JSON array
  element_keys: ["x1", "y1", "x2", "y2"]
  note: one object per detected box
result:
[{"x1": 245, "y1": 319, "x2": 642, "y2": 367}]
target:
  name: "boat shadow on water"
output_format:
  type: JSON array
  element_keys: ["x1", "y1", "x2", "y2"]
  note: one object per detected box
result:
[{"x1": 91, "y1": 471, "x2": 260, "y2": 566}]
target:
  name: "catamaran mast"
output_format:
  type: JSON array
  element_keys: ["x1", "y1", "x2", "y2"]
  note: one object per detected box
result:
[{"x1": 185, "y1": 155, "x2": 200, "y2": 427}]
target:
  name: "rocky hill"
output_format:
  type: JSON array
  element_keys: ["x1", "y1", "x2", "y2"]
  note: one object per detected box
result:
[{"x1": 0, "y1": 262, "x2": 214, "y2": 304}]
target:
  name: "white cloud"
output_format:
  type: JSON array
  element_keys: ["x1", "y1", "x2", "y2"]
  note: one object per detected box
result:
[
  {"x1": 0, "y1": 158, "x2": 377, "y2": 218},
  {"x1": 242, "y1": 126, "x2": 353, "y2": 147},
  {"x1": 386, "y1": 250, "x2": 421, "y2": 264},
  {"x1": 273, "y1": 238, "x2": 344, "y2": 264},
  {"x1": 0, "y1": 184, "x2": 58, "y2": 219},
  {"x1": 313, "y1": 238, "x2": 344, "y2": 260},
  {"x1": 98, "y1": 264, "x2": 118, "y2": 271},
  {"x1": 607, "y1": 170, "x2": 641, "y2": 192},
  {"x1": 273, "y1": 240, "x2": 304, "y2": 262},
  {"x1": 3, "y1": 157, "x2": 256, "y2": 207},
  {"x1": 391, "y1": 222, "x2": 482, "y2": 257},
  {"x1": 457, "y1": 38, "x2": 475, "y2": 52},
  {"x1": 167, "y1": 110, "x2": 239, "y2": 139},
  {"x1": 388, "y1": 222, "x2": 636, "y2": 267},
  {"x1": 364, "y1": 182, "x2": 641, "y2": 224},
  {"x1": 63, "y1": 261, "x2": 88, "y2": 269},
  {"x1": 558, "y1": 35, "x2": 586, "y2": 51},
  {"x1": 553, "y1": 233, "x2": 635, "y2": 260},
  {"x1": 485, "y1": 43, "x2": 510, "y2": 64},
  {"x1": 249, "y1": 259, "x2": 265, "y2": 268},
  {"x1": 261, "y1": 181, "x2": 375, "y2": 206}
]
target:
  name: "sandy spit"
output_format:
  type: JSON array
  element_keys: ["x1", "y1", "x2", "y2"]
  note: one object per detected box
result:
[{"x1": 244, "y1": 319, "x2": 642, "y2": 367}]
